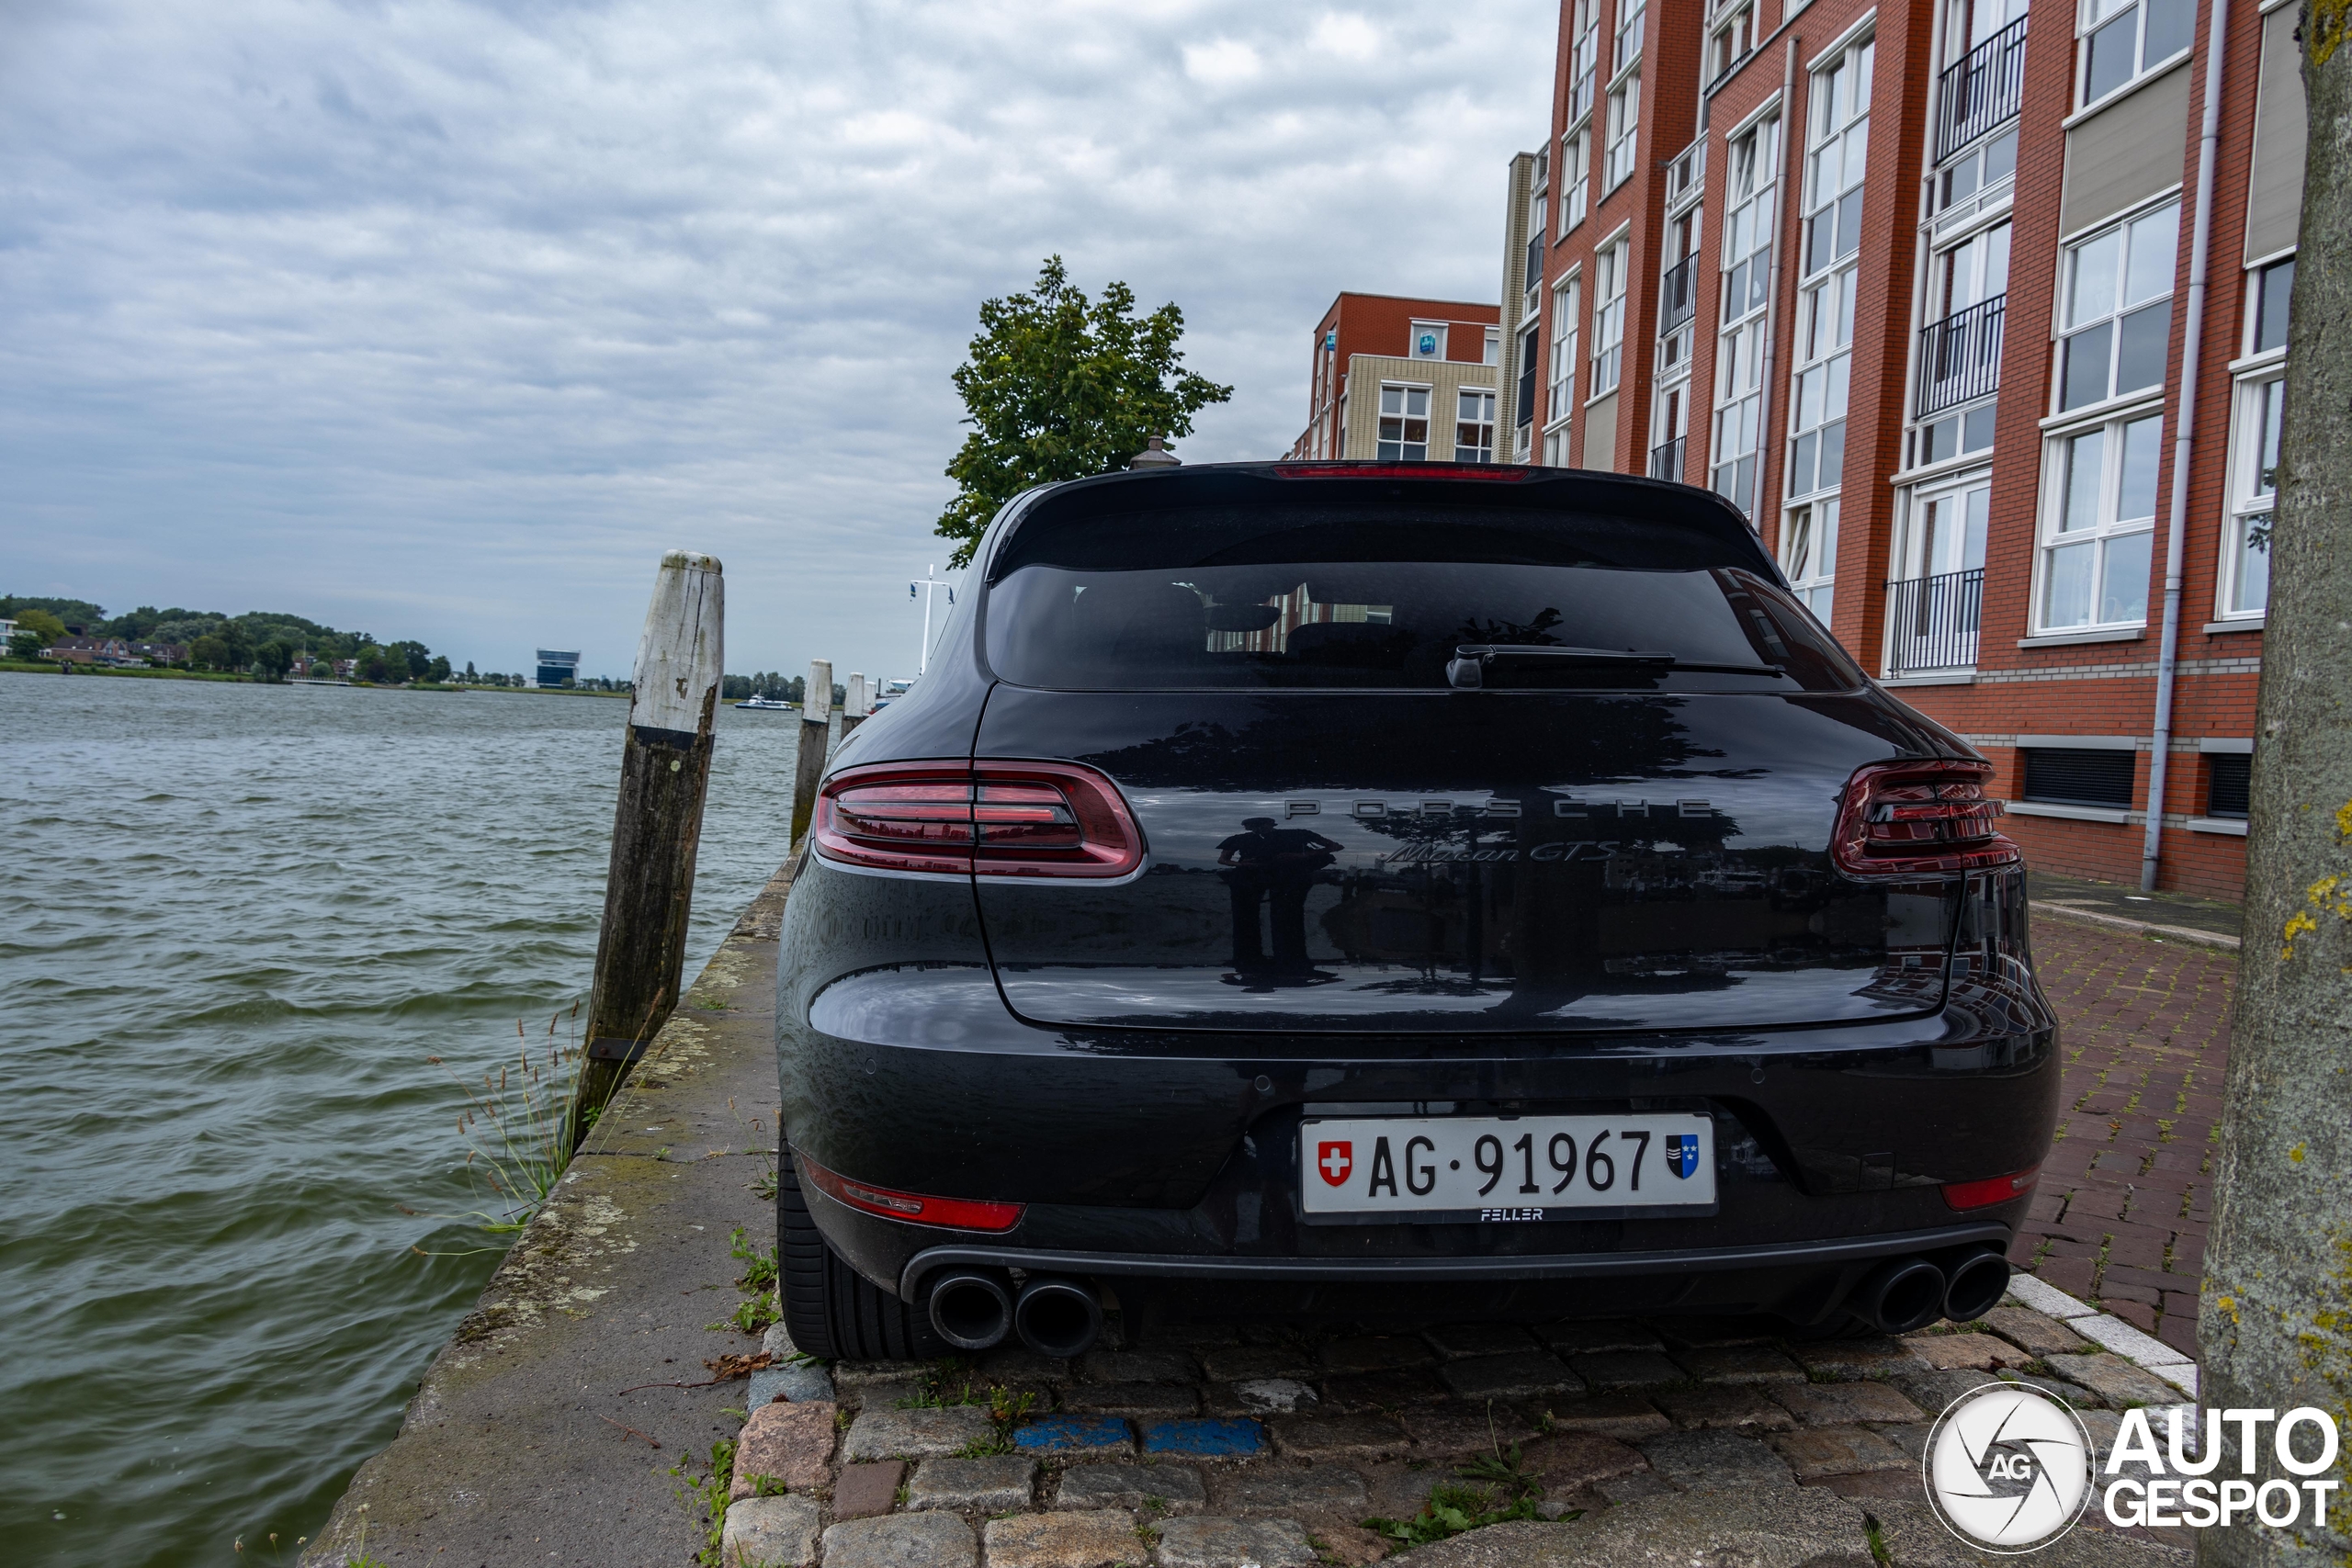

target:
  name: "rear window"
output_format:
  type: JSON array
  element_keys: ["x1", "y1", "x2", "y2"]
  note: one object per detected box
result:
[{"x1": 984, "y1": 560, "x2": 1861, "y2": 692}]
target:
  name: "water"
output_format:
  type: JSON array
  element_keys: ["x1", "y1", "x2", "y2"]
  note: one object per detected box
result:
[{"x1": 0, "y1": 674, "x2": 805, "y2": 1566}]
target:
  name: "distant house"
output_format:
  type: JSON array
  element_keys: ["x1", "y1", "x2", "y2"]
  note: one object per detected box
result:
[
  {"x1": 129, "y1": 642, "x2": 187, "y2": 664},
  {"x1": 535, "y1": 649, "x2": 582, "y2": 688},
  {"x1": 51, "y1": 636, "x2": 145, "y2": 668}
]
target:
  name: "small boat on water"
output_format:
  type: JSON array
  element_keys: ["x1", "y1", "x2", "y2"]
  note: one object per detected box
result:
[{"x1": 734, "y1": 694, "x2": 797, "y2": 711}]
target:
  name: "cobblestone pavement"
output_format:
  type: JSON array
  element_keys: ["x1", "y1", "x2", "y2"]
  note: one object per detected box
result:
[
  {"x1": 721, "y1": 1300, "x2": 2192, "y2": 1566},
  {"x1": 2015, "y1": 919, "x2": 2236, "y2": 1358}
]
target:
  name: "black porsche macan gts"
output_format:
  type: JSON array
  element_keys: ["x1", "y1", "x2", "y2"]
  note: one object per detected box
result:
[{"x1": 775, "y1": 462, "x2": 2056, "y2": 1363}]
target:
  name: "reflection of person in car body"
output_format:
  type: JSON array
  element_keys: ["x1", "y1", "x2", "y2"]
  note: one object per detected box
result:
[{"x1": 1217, "y1": 818, "x2": 1342, "y2": 970}]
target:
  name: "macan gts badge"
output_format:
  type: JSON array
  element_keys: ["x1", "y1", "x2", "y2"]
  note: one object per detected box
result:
[{"x1": 775, "y1": 461, "x2": 2058, "y2": 1363}]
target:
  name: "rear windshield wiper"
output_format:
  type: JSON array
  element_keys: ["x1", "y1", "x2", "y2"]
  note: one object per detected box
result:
[{"x1": 1446, "y1": 644, "x2": 1785, "y2": 689}]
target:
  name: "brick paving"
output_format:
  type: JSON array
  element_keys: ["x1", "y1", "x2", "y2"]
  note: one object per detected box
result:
[
  {"x1": 728, "y1": 1305, "x2": 2191, "y2": 1565},
  {"x1": 2013, "y1": 916, "x2": 2236, "y2": 1358}
]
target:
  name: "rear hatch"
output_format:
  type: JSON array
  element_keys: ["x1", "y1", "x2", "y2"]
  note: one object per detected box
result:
[{"x1": 965, "y1": 466, "x2": 1973, "y2": 1033}]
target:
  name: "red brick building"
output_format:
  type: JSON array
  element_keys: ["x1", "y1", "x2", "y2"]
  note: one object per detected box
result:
[
  {"x1": 1289, "y1": 294, "x2": 1503, "y2": 463},
  {"x1": 1496, "y1": 0, "x2": 2301, "y2": 897}
]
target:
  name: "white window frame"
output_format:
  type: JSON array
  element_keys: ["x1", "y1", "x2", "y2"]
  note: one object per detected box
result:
[
  {"x1": 1568, "y1": 0, "x2": 1601, "y2": 127},
  {"x1": 2218, "y1": 366, "x2": 2281, "y2": 620},
  {"x1": 1803, "y1": 32, "x2": 1874, "y2": 282},
  {"x1": 1788, "y1": 265, "x2": 1854, "y2": 501},
  {"x1": 1455, "y1": 388, "x2": 1499, "y2": 465},
  {"x1": 1899, "y1": 469, "x2": 1992, "y2": 581},
  {"x1": 1549, "y1": 270, "x2": 1583, "y2": 431},
  {"x1": 1712, "y1": 109, "x2": 1780, "y2": 513},
  {"x1": 1523, "y1": 182, "x2": 1549, "y2": 322},
  {"x1": 2034, "y1": 403, "x2": 2165, "y2": 632},
  {"x1": 1603, "y1": 73, "x2": 1642, "y2": 192},
  {"x1": 1615, "y1": 0, "x2": 1648, "y2": 72},
  {"x1": 1711, "y1": 2, "x2": 1757, "y2": 84},
  {"x1": 1377, "y1": 383, "x2": 1433, "y2": 462},
  {"x1": 2076, "y1": 0, "x2": 2194, "y2": 112},
  {"x1": 2055, "y1": 196, "x2": 2180, "y2": 415},
  {"x1": 1781, "y1": 498, "x2": 1840, "y2": 623},
  {"x1": 1591, "y1": 236, "x2": 1629, "y2": 397},
  {"x1": 1560, "y1": 130, "x2": 1590, "y2": 233},
  {"x1": 1720, "y1": 109, "x2": 1780, "y2": 328}
]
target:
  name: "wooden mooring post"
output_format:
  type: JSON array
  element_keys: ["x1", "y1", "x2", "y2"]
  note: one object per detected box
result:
[
  {"x1": 577, "y1": 551, "x2": 724, "y2": 1133},
  {"x1": 841, "y1": 672, "x2": 869, "y2": 735},
  {"x1": 787, "y1": 658, "x2": 832, "y2": 848}
]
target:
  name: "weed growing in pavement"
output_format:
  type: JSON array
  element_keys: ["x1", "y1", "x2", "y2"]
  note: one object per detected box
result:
[
  {"x1": 412, "y1": 1001, "x2": 617, "y2": 1254},
  {"x1": 1363, "y1": 1442, "x2": 1555, "y2": 1548},
  {"x1": 1134, "y1": 1520, "x2": 1163, "y2": 1550},
  {"x1": 707, "y1": 1228, "x2": 779, "y2": 1335},
  {"x1": 940, "y1": 1378, "x2": 1035, "y2": 1453},
  {"x1": 668, "y1": 1437, "x2": 737, "y2": 1568},
  {"x1": 1454, "y1": 1440, "x2": 1543, "y2": 1503}
]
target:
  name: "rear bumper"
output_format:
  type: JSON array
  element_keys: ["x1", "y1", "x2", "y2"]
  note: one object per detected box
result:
[{"x1": 894, "y1": 1220, "x2": 2013, "y2": 1298}]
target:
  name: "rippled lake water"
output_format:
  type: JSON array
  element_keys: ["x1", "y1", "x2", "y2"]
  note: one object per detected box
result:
[{"x1": 0, "y1": 674, "x2": 805, "y2": 1566}]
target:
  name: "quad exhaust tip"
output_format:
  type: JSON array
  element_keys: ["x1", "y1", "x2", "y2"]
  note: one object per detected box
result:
[
  {"x1": 928, "y1": 1269, "x2": 1014, "y2": 1351},
  {"x1": 1855, "y1": 1256, "x2": 1948, "y2": 1336},
  {"x1": 1013, "y1": 1276, "x2": 1102, "y2": 1359},
  {"x1": 1942, "y1": 1247, "x2": 2011, "y2": 1323}
]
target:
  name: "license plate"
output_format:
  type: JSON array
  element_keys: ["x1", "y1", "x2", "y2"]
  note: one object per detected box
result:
[{"x1": 1299, "y1": 1113, "x2": 1716, "y2": 1222}]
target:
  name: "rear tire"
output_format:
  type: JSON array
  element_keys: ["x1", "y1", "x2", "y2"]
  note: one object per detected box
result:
[{"x1": 778, "y1": 1151, "x2": 945, "y2": 1361}]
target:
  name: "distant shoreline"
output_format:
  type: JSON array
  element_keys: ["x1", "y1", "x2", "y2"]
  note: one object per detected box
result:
[{"x1": 0, "y1": 660, "x2": 630, "y2": 696}]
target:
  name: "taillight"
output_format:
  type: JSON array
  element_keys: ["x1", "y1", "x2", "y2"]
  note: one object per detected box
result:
[
  {"x1": 814, "y1": 761, "x2": 1145, "y2": 878},
  {"x1": 797, "y1": 1152, "x2": 1024, "y2": 1232},
  {"x1": 1943, "y1": 1166, "x2": 2039, "y2": 1211},
  {"x1": 1830, "y1": 759, "x2": 2018, "y2": 878}
]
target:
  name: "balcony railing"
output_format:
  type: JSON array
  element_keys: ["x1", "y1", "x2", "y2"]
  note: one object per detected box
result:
[
  {"x1": 1885, "y1": 568, "x2": 1984, "y2": 674},
  {"x1": 1649, "y1": 435, "x2": 1686, "y2": 481},
  {"x1": 1660, "y1": 256, "x2": 1697, "y2": 333},
  {"x1": 1936, "y1": 16, "x2": 2028, "y2": 162},
  {"x1": 1917, "y1": 294, "x2": 2005, "y2": 419}
]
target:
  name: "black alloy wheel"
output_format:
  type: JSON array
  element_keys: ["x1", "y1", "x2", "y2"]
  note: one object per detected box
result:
[{"x1": 776, "y1": 1151, "x2": 944, "y2": 1361}]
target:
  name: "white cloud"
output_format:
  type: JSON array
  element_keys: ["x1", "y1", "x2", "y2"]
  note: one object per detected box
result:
[{"x1": 0, "y1": 0, "x2": 1550, "y2": 680}]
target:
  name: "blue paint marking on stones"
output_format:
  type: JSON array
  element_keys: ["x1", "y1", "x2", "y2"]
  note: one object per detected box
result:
[
  {"x1": 1141, "y1": 1417, "x2": 1267, "y2": 1457},
  {"x1": 1012, "y1": 1415, "x2": 1133, "y2": 1452}
]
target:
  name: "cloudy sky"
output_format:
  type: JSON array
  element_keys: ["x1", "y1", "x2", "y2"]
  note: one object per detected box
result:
[{"x1": 2, "y1": 0, "x2": 1551, "y2": 682}]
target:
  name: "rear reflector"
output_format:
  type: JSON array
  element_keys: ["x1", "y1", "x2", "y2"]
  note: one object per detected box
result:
[
  {"x1": 797, "y1": 1153, "x2": 1025, "y2": 1232},
  {"x1": 1942, "y1": 1166, "x2": 2040, "y2": 1211},
  {"x1": 815, "y1": 760, "x2": 1145, "y2": 878},
  {"x1": 1830, "y1": 759, "x2": 2019, "y2": 878},
  {"x1": 1272, "y1": 461, "x2": 1536, "y2": 480}
]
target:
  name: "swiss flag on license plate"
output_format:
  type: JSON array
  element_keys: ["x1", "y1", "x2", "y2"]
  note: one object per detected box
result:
[{"x1": 1316, "y1": 1140, "x2": 1353, "y2": 1187}]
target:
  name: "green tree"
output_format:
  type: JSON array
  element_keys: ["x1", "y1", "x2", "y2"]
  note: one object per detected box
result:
[
  {"x1": 189, "y1": 634, "x2": 231, "y2": 670},
  {"x1": 8, "y1": 630, "x2": 44, "y2": 660},
  {"x1": 426, "y1": 655, "x2": 451, "y2": 683},
  {"x1": 353, "y1": 646, "x2": 392, "y2": 682},
  {"x1": 15, "y1": 609, "x2": 66, "y2": 647},
  {"x1": 254, "y1": 640, "x2": 295, "y2": 681},
  {"x1": 933, "y1": 256, "x2": 1232, "y2": 567}
]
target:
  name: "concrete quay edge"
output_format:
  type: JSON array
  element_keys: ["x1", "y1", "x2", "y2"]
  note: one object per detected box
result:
[{"x1": 300, "y1": 860, "x2": 799, "y2": 1566}]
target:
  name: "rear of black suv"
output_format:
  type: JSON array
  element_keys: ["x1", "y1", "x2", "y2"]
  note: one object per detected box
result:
[{"x1": 775, "y1": 462, "x2": 2058, "y2": 1361}]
